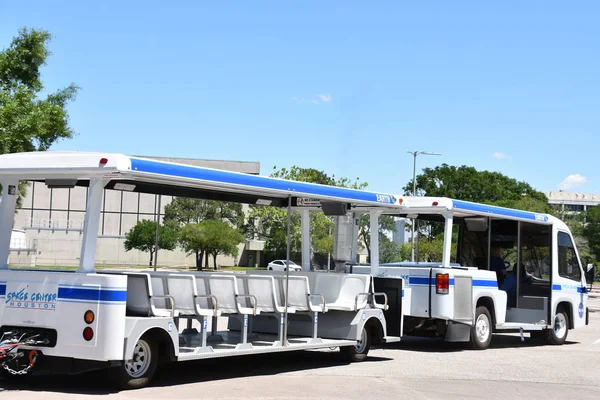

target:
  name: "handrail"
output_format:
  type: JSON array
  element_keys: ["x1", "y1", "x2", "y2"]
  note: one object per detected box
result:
[
  {"x1": 194, "y1": 294, "x2": 219, "y2": 317},
  {"x1": 150, "y1": 295, "x2": 176, "y2": 318},
  {"x1": 354, "y1": 292, "x2": 370, "y2": 310},
  {"x1": 236, "y1": 294, "x2": 258, "y2": 316},
  {"x1": 353, "y1": 292, "x2": 389, "y2": 311},
  {"x1": 372, "y1": 292, "x2": 389, "y2": 310},
  {"x1": 308, "y1": 293, "x2": 326, "y2": 312}
]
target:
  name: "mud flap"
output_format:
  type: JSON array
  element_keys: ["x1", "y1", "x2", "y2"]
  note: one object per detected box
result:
[{"x1": 444, "y1": 321, "x2": 471, "y2": 342}]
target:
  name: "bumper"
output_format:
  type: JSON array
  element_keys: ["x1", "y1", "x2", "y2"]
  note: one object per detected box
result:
[{"x1": 32, "y1": 354, "x2": 121, "y2": 375}]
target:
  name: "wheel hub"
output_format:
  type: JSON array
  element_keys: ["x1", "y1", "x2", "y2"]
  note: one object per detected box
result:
[
  {"x1": 475, "y1": 314, "x2": 490, "y2": 343},
  {"x1": 124, "y1": 339, "x2": 151, "y2": 378}
]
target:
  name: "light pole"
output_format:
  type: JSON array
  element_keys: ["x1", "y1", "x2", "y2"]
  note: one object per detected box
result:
[{"x1": 407, "y1": 151, "x2": 441, "y2": 262}]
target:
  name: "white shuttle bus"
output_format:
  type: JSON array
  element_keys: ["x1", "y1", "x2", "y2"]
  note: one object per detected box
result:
[
  {"x1": 0, "y1": 151, "x2": 403, "y2": 389},
  {"x1": 349, "y1": 196, "x2": 591, "y2": 349}
]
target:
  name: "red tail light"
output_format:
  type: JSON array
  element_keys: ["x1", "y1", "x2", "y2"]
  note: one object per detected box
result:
[
  {"x1": 83, "y1": 327, "x2": 94, "y2": 341},
  {"x1": 436, "y1": 273, "x2": 449, "y2": 294}
]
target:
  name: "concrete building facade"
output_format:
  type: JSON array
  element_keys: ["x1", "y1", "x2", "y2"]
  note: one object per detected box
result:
[
  {"x1": 9, "y1": 156, "x2": 263, "y2": 268},
  {"x1": 545, "y1": 191, "x2": 600, "y2": 214}
]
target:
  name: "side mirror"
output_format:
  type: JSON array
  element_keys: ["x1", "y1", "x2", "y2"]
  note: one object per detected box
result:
[{"x1": 587, "y1": 263, "x2": 594, "y2": 272}]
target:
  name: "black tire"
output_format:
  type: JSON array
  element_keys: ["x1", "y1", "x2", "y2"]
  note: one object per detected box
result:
[
  {"x1": 111, "y1": 336, "x2": 158, "y2": 390},
  {"x1": 547, "y1": 307, "x2": 569, "y2": 345},
  {"x1": 470, "y1": 306, "x2": 493, "y2": 350},
  {"x1": 341, "y1": 326, "x2": 370, "y2": 362}
]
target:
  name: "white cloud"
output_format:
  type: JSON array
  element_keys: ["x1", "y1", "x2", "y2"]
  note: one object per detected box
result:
[
  {"x1": 292, "y1": 94, "x2": 332, "y2": 104},
  {"x1": 492, "y1": 152, "x2": 508, "y2": 159},
  {"x1": 559, "y1": 174, "x2": 589, "y2": 190}
]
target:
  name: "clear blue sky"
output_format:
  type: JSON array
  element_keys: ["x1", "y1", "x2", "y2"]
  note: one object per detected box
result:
[{"x1": 1, "y1": 1, "x2": 599, "y2": 195}]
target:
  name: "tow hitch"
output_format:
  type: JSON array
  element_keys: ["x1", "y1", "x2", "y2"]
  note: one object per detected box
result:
[{"x1": 0, "y1": 331, "x2": 48, "y2": 375}]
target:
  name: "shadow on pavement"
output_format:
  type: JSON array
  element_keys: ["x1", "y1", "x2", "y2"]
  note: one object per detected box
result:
[
  {"x1": 0, "y1": 349, "x2": 392, "y2": 395},
  {"x1": 384, "y1": 333, "x2": 578, "y2": 352}
]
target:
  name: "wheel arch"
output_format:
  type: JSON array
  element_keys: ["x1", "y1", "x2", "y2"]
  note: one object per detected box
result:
[
  {"x1": 556, "y1": 301, "x2": 574, "y2": 330},
  {"x1": 363, "y1": 316, "x2": 384, "y2": 345},
  {"x1": 475, "y1": 296, "x2": 496, "y2": 327},
  {"x1": 125, "y1": 327, "x2": 176, "y2": 364}
]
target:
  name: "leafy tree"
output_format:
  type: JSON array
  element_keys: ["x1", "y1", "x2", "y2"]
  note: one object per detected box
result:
[
  {"x1": 178, "y1": 223, "x2": 208, "y2": 270},
  {"x1": 202, "y1": 220, "x2": 245, "y2": 269},
  {"x1": 583, "y1": 206, "x2": 600, "y2": 262},
  {"x1": 0, "y1": 28, "x2": 79, "y2": 206},
  {"x1": 404, "y1": 164, "x2": 548, "y2": 206},
  {"x1": 358, "y1": 215, "x2": 396, "y2": 263},
  {"x1": 379, "y1": 234, "x2": 407, "y2": 263},
  {"x1": 164, "y1": 198, "x2": 244, "y2": 228},
  {"x1": 164, "y1": 197, "x2": 244, "y2": 269},
  {"x1": 124, "y1": 219, "x2": 178, "y2": 266}
]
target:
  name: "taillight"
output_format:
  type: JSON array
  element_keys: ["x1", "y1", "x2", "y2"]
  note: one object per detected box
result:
[
  {"x1": 84, "y1": 310, "x2": 95, "y2": 324},
  {"x1": 83, "y1": 327, "x2": 94, "y2": 341},
  {"x1": 436, "y1": 273, "x2": 449, "y2": 294}
]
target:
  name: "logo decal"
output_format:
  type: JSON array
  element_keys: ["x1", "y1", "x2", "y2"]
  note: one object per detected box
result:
[{"x1": 5, "y1": 286, "x2": 57, "y2": 310}]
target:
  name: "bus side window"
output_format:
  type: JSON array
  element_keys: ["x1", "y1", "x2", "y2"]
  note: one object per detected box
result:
[{"x1": 557, "y1": 232, "x2": 581, "y2": 281}]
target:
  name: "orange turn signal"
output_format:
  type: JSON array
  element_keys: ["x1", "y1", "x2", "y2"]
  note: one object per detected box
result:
[{"x1": 84, "y1": 310, "x2": 95, "y2": 324}]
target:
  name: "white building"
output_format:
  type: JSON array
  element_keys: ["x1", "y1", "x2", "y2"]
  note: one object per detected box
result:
[{"x1": 545, "y1": 191, "x2": 600, "y2": 213}]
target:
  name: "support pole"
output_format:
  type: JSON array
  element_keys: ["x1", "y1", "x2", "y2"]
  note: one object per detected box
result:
[
  {"x1": 441, "y1": 213, "x2": 454, "y2": 268},
  {"x1": 153, "y1": 194, "x2": 162, "y2": 271},
  {"x1": 0, "y1": 180, "x2": 19, "y2": 270},
  {"x1": 350, "y1": 212, "x2": 361, "y2": 265},
  {"x1": 78, "y1": 178, "x2": 106, "y2": 273},
  {"x1": 370, "y1": 210, "x2": 382, "y2": 276},
  {"x1": 283, "y1": 194, "x2": 292, "y2": 346},
  {"x1": 300, "y1": 208, "x2": 310, "y2": 271}
]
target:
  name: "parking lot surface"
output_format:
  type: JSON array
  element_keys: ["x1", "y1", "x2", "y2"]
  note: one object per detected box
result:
[{"x1": 2, "y1": 295, "x2": 600, "y2": 399}]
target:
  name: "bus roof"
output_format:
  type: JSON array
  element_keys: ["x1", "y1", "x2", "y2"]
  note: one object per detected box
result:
[
  {"x1": 395, "y1": 196, "x2": 565, "y2": 228},
  {"x1": 0, "y1": 151, "x2": 400, "y2": 210}
]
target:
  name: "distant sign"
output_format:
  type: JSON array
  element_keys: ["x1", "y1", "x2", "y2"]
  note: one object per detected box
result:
[{"x1": 294, "y1": 198, "x2": 321, "y2": 207}]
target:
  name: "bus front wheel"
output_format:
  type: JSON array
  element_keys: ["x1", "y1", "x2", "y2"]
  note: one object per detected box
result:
[{"x1": 547, "y1": 308, "x2": 569, "y2": 345}]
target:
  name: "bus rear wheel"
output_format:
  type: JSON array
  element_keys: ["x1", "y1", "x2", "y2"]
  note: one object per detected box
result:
[
  {"x1": 341, "y1": 326, "x2": 370, "y2": 362},
  {"x1": 112, "y1": 336, "x2": 158, "y2": 390},
  {"x1": 470, "y1": 306, "x2": 492, "y2": 350}
]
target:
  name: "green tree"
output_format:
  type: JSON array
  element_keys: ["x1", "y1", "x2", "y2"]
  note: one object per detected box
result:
[
  {"x1": 177, "y1": 223, "x2": 208, "y2": 270},
  {"x1": 202, "y1": 220, "x2": 245, "y2": 270},
  {"x1": 164, "y1": 198, "x2": 244, "y2": 228},
  {"x1": 0, "y1": 28, "x2": 79, "y2": 205},
  {"x1": 404, "y1": 164, "x2": 548, "y2": 206},
  {"x1": 379, "y1": 234, "x2": 405, "y2": 263},
  {"x1": 164, "y1": 197, "x2": 244, "y2": 269},
  {"x1": 358, "y1": 215, "x2": 396, "y2": 263},
  {"x1": 583, "y1": 206, "x2": 600, "y2": 262},
  {"x1": 124, "y1": 219, "x2": 178, "y2": 266}
]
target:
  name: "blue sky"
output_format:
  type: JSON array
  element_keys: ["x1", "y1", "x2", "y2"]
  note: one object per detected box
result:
[{"x1": 1, "y1": 1, "x2": 599, "y2": 195}]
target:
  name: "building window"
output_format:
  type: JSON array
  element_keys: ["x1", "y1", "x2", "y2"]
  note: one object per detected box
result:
[{"x1": 563, "y1": 204, "x2": 585, "y2": 212}]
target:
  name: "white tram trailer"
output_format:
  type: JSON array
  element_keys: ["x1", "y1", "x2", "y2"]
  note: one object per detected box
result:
[
  {"x1": 348, "y1": 196, "x2": 591, "y2": 349},
  {"x1": 0, "y1": 151, "x2": 403, "y2": 389}
]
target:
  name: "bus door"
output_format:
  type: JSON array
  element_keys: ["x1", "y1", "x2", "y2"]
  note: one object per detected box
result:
[{"x1": 553, "y1": 231, "x2": 588, "y2": 329}]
